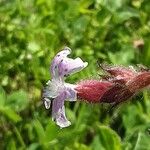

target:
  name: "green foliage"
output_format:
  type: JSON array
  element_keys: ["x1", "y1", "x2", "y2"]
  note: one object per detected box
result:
[
  {"x1": 0, "y1": 0, "x2": 150, "y2": 149},
  {"x1": 91, "y1": 125, "x2": 121, "y2": 150}
]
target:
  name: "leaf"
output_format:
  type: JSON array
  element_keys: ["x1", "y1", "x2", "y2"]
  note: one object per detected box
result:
[
  {"x1": 91, "y1": 135, "x2": 105, "y2": 150},
  {"x1": 45, "y1": 121, "x2": 59, "y2": 142},
  {"x1": 99, "y1": 0, "x2": 123, "y2": 12},
  {"x1": 122, "y1": 103, "x2": 149, "y2": 136},
  {"x1": 33, "y1": 120, "x2": 45, "y2": 144},
  {"x1": 0, "y1": 86, "x2": 6, "y2": 106},
  {"x1": 132, "y1": 132, "x2": 150, "y2": 150},
  {"x1": 73, "y1": 142, "x2": 91, "y2": 150},
  {"x1": 113, "y1": 7, "x2": 139, "y2": 23},
  {"x1": 7, "y1": 90, "x2": 28, "y2": 112},
  {"x1": 6, "y1": 139, "x2": 16, "y2": 150},
  {"x1": 91, "y1": 125, "x2": 121, "y2": 150},
  {"x1": 96, "y1": 8, "x2": 112, "y2": 27},
  {"x1": 27, "y1": 143, "x2": 40, "y2": 150},
  {"x1": 108, "y1": 46, "x2": 135, "y2": 65},
  {"x1": 14, "y1": 126, "x2": 26, "y2": 148},
  {"x1": 75, "y1": 104, "x2": 91, "y2": 131},
  {"x1": 0, "y1": 106, "x2": 22, "y2": 122},
  {"x1": 27, "y1": 41, "x2": 40, "y2": 53}
]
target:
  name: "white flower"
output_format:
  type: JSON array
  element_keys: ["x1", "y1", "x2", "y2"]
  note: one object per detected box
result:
[{"x1": 42, "y1": 47, "x2": 88, "y2": 128}]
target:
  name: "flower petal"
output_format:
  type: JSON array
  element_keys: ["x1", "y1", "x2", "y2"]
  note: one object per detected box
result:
[
  {"x1": 50, "y1": 47, "x2": 88, "y2": 79},
  {"x1": 52, "y1": 91, "x2": 71, "y2": 128},
  {"x1": 43, "y1": 97, "x2": 51, "y2": 109},
  {"x1": 55, "y1": 106, "x2": 71, "y2": 128},
  {"x1": 42, "y1": 80, "x2": 60, "y2": 99},
  {"x1": 65, "y1": 86, "x2": 77, "y2": 101},
  {"x1": 51, "y1": 47, "x2": 71, "y2": 78},
  {"x1": 58, "y1": 57, "x2": 88, "y2": 78}
]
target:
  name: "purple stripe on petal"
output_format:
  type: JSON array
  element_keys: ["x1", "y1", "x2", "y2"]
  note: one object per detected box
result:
[{"x1": 52, "y1": 92, "x2": 66, "y2": 117}]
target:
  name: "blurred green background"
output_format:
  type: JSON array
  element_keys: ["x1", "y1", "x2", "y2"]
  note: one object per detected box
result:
[{"x1": 0, "y1": 0, "x2": 150, "y2": 149}]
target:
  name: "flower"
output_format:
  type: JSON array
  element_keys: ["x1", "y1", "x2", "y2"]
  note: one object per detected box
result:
[
  {"x1": 42, "y1": 47, "x2": 88, "y2": 128},
  {"x1": 43, "y1": 48, "x2": 150, "y2": 128}
]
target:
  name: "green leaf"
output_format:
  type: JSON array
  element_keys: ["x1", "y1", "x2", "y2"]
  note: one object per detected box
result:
[
  {"x1": 14, "y1": 126, "x2": 26, "y2": 148},
  {"x1": 132, "y1": 132, "x2": 150, "y2": 150},
  {"x1": 99, "y1": 0, "x2": 123, "y2": 12},
  {"x1": 0, "y1": 106, "x2": 22, "y2": 122},
  {"x1": 6, "y1": 139, "x2": 16, "y2": 150},
  {"x1": 33, "y1": 120, "x2": 45, "y2": 144},
  {"x1": 7, "y1": 90, "x2": 28, "y2": 112},
  {"x1": 96, "y1": 8, "x2": 111, "y2": 27},
  {"x1": 45, "y1": 121, "x2": 59, "y2": 142},
  {"x1": 27, "y1": 41, "x2": 40, "y2": 53},
  {"x1": 0, "y1": 86, "x2": 6, "y2": 106},
  {"x1": 91, "y1": 135, "x2": 105, "y2": 150},
  {"x1": 122, "y1": 104, "x2": 148, "y2": 135},
  {"x1": 28, "y1": 143, "x2": 40, "y2": 150},
  {"x1": 91, "y1": 125, "x2": 122, "y2": 150},
  {"x1": 108, "y1": 46, "x2": 134, "y2": 65},
  {"x1": 73, "y1": 142, "x2": 91, "y2": 150},
  {"x1": 113, "y1": 7, "x2": 139, "y2": 23}
]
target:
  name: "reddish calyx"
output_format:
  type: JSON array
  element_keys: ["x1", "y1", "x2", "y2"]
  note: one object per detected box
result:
[
  {"x1": 75, "y1": 80, "x2": 112, "y2": 103},
  {"x1": 75, "y1": 64, "x2": 150, "y2": 105}
]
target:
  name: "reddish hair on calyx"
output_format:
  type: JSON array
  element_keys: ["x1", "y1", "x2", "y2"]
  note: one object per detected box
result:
[
  {"x1": 75, "y1": 80, "x2": 112, "y2": 103},
  {"x1": 75, "y1": 64, "x2": 150, "y2": 105}
]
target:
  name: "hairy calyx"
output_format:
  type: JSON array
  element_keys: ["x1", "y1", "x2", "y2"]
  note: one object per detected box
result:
[{"x1": 76, "y1": 64, "x2": 150, "y2": 105}]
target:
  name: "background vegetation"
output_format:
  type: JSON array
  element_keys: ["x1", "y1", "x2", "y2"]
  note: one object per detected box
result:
[{"x1": 0, "y1": 0, "x2": 150, "y2": 149}]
